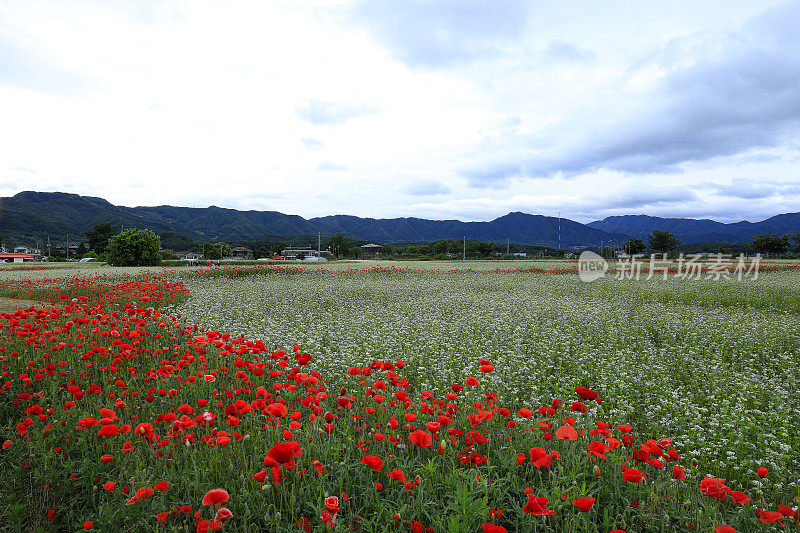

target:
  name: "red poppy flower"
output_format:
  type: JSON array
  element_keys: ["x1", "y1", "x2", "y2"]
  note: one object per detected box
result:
[
  {"x1": 465, "y1": 377, "x2": 479, "y2": 386},
  {"x1": 324, "y1": 496, "x2": 339, "y2": 512},
  {"x1": 361, "y1": 455, "x2": 383, "y2": 471},
  {"x1": 409, "y1": 430, "x2": 433, "y2": 448},
  {"x1": 482, "y1": 524, "x2": 508, "y2": 533},
  {"x1": 731, "y1": 491, "x2": 749, "y2": 504},
  {"x1": 522, "y1": 494, "x2": 554, "y2": 515},
  {"x1": 573, "y1": 496, "x2": 595, "y2": 512},
  {"x1": 97, "y1": 424, "x2": 119, "y2": 438},
  {"x1": 715, "y1": 526, "x2": 736, "y2": 533},
  {"x1": 574, "y1": 386, "x2": 598, "y2": 400},
  {"x1": 672, "y1": 466, "x2": 686, "y2": 480},
  {"x1": 757, "y1": 467, "x2": 768, "y2": 478},
  {"x1": 84, "y1": 520, "x2": 94, "y2": 530},
  {"x1": 267, "y1": 441, "x2": 302, "y2": 464},
  {"x1": 555, "y1": 424, "x2": 578, "y2": 441},
  {"x1": 214, "y1": 508, "x2": 233, "y2": 522},
  {"x1": 570, "y1": 401, "x2": 588, "y2": 413},
  {"x1": 154, "y1": 480, "x2": 169, "y2": 491},
  {"x1": 125, "y1": 486, "x2": 155, "y2": 505},
  {"x1": 622, "y1": 468, "x2": 645, "y2": 483},
  {"x1": 389, "y1": 469, "x2": 406, "y2": 481},
  {"x1": 202, "y1": 488, "x2": 230, "y2": 508}
]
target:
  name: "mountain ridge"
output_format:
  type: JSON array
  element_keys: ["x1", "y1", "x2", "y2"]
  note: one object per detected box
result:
[{"x1": 1, "y1": 191, "x2": 797, "y2": 248}]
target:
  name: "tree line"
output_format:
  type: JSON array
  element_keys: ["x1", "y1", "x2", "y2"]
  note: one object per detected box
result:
[{"x1": 618, "y1": 230, "x2": 800, "y2": 257}]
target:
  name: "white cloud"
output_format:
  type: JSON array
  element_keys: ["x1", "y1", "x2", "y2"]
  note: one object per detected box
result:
[{"x1": 0, "y1": 0, "x2": 797, "y2": 226}]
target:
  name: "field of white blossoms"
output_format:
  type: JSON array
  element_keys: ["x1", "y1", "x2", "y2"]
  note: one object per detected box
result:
[{"x1": 172, "y1": 262, "x2": 800, "y2": 503}]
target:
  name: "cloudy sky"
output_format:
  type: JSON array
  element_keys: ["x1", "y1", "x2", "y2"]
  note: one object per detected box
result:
[{"x1": 1, "y1": 0, "x2": 799, "y2": 223}]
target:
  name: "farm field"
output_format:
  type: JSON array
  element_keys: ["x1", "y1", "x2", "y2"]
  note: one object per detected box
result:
[{"x1": 0, "y1": 261, "x2": 798, "y2": 532}]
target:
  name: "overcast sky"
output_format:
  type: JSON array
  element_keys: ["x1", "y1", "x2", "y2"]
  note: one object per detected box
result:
[{"x1": 1, "y1": 0, "x2": 799, "y2": 223}]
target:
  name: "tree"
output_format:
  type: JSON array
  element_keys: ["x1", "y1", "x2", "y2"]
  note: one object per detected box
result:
[
  {"x1": 77, "y1": 242, "x2": 87, "y2": 258},
  {"x1": 160, "y1": 249, "x2": 179, "y2": 260},
  {"x1": 330, "y1": 234, "x2": 351, "y2": 258},
  {"x1": 647, "y1": 230, "x2": 681, "y2": 254},
  {"x1": 477, "y1": 241, "x2": 493, "y2": 257},
  {"x1": 623, "y1": 238, "x2": 646, "y2": 255},
  {"x1": 85, "y1": 222, "x2": 117, "y2": 255},
  {"x1": 201, "y1": 242, "x2": 231, "y2": 260},
  {"x1": 271, "y1": 241, "x2": 287, "y2": 256},
  {"x1": 106, "y1": 229, "x2": 161, "y2": 266},
  {"x1": 788, "y1": 232, "x2": 800, "y2": 250},
  {"x1": 750, "y1": 233, "x2": 789, "y2": 256}
]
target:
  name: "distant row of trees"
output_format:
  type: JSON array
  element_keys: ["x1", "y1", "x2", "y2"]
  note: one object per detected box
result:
[
  {"x1": 17, "y1": 223, "x2": 800, "y2": 267},
  {"x1": 618, "y1": 229, "x2": 800, "y2": 257}
]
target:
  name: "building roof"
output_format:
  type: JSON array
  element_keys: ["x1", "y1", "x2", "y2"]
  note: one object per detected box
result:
[
  {"x1": 361, "y1": 243, "x2": 383, "y2": 248},
  {"x1": 0, "y1": 253, "x2": 34, "y2": 259}
]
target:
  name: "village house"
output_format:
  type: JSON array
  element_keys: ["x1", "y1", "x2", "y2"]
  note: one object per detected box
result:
[
  {"x1": 230, "y1": 246, "x2": 252, "y2": 259},
  {"x1": 360, "y1": 243, "x2": 383, "y2": 259}
]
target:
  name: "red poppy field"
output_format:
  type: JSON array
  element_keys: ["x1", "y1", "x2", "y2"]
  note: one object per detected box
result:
[{"x1": 1, "y1": 265, "x2": 799, "y2": 532}]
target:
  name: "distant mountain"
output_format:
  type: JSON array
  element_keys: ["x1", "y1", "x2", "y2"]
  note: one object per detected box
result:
[
  {"x1": 1, "y1": 191, "x2": 625, "y2": 248},
  {"x1": 4, "y1": 191, "x2": 796, "y2": 249},
  {"x1": 588, "y1": 214, "x2": 800, "y2": 244},
  {"x1": 0, "y1": 191, "x2": 324, "y2": 245},
  {"x1": 312, "y1": 212, "x2": 627, "y2": 246}
]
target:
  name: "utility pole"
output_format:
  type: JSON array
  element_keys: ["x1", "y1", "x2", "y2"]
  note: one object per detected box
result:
[
  {"x1": 463, "y1": 236, "x2": 466, "y2": 261},
  {"x1": 318, "y1": 233, "x2": 321, "y2": 255},
  {"x1": 507, "y1": 238, "x2": 509, "y2": 256}
]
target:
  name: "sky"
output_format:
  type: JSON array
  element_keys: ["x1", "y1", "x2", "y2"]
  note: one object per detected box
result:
[{"x1": 1, "y1": 0, "x2": 799, "y2": 224}]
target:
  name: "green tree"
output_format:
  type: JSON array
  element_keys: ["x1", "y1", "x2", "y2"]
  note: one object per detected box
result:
[
  {"x1": 85, "y1": 222, "x2": 117, "y2": 255},
  {"x1": 330, "y1": 234, "x2": 351, "y2": 258},
  {"x1": 271, "y1": 241, "x2": 287, "y2": 256},
  {"x1": 750, "y1": 233, "x2": 789, "y2": 256},
  {"x1": 647, "y1": 230, "x2": 681, "y2": 254},
  {"x1": 788, "y1": 232, "x2": 800, "y2": 251},
  {"x1": 77, "y1": 242, "x2": 87, "y2": 258},
  {"x1": 159, "y1": 249, "x2": 179, "y2": 260},
  {"x1": 623, "y1": 238, "x2": 646, "y2": 255},
  {"x1": 106, "y1": 229, "x2": 161, "y2": 266},
  {"x1": 477, "y1": 241, "x2": 493, "y2": 257},
  {"x1": 201, "y1": 242, "x2": 231, "y2": 260}
]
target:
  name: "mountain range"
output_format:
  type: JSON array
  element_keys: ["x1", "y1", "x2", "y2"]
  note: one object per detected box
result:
[{"x1": 1, "y1": 191, "x2": 798, "y2": 248}]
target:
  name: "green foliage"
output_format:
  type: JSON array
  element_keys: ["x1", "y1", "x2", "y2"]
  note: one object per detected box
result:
[
  {"x1": 85, "y1": 222, "x2": 117, "y2": 254},
  {"x1": 106, "y1": 228, "x2": 162, "y2": 266},
  {"x1": 201, "y1": 242, "x2": 231, "y2": 260},
  {"x1": 329, "y1": 234, "x2": 351, "y2": 258},
  {"x1": 750, "y1": 233, "x2": 790, "y2": 256},
  {"x1": 646, "y1": 230, "x2": 681, "y2": 253},
  {"x1": 159, "y1": 249, "x2": 179, "y2": 260},
  {"x1": 159, "y1": 231, "x2": 197, "y2": 252},
  {"x1": 271, "y1": 241, "x2": 287, "y2": 255},
  {"x1": 623, "y1": 237, "x2": 646, "y2": 255}
]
